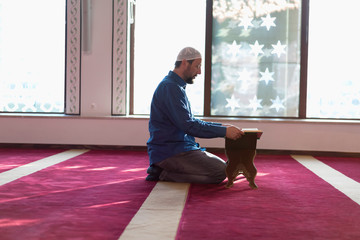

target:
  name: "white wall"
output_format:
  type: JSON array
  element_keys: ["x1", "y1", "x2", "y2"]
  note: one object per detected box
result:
[{"x1": 1, "y1": 0, "x2": 359, "y2": 154}]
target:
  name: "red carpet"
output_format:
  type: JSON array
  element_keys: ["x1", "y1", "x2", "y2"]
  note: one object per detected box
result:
[
  {"x1": 1, "y1": 149, "x2": 359, "y2": 239},
  {"x1": 176, "y1": 154, "x2": 360, "y2": 240},
  {"x1": 0, "y1": 150, "x2": 155, "y2": 240},
  {"x1": 0, "y1": 148, "x2": 63, "y2": 173},
  {"x1": 316, "y1": 156, "x2": 360, "y2": 182}
]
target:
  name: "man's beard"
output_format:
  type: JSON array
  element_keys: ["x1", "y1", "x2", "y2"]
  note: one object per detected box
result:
[
  {"x1": 184, "y1": 66, "x2": 196, "y2": 84},
  {"x1": 185, "y1": 77, "x2": 194, "y2": 84},
  {"x1": 185, "y1": 73, "x2": 197, "y2": 84}
]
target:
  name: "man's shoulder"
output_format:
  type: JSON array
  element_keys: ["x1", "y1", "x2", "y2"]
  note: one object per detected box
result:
[
  {"x1": 159, "y1": 76, "x2": 181, "y2": 89},
  {"x1": 164, "y1": 71, "x2": 185, "y2": 85}
]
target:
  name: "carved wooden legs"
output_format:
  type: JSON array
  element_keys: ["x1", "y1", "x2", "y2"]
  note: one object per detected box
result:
[{"x1": 225, "y1": 149, "x2": 257, "y2": 189}]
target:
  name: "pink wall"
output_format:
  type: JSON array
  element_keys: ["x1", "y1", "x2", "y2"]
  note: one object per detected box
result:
[{"x1": 0, "y1": 116, "x2": 359, "y2": 154}]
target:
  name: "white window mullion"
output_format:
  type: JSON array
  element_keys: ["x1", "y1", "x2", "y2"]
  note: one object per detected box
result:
[
  {"x1": 112, "y1": 0, "x2": 128, "y2": 115},
  {"x1": 66, "y1": 0, "x2": 82, "y2": 115}
]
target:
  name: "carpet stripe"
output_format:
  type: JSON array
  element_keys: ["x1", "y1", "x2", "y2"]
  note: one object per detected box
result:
[
  {"x1": 119, "y1": 182, "x2": 189, "y2": 240},
  {"x1": 0, "y1": 148, "x2": 64, "y2": 173},
  {"x1": 316, "y1": 156, "x2": 360, "y2": 182},
  {"x1": 0, "y1": 149, "x2": 89, "y2": 186},
  {"x1": 292, "y1": 155, "x2": 360, "y2": 205}
]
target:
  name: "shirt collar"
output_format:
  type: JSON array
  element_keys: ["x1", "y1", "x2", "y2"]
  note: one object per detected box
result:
[{"x1": 168, "y1": 71, "x2": 186, "y2": 89}]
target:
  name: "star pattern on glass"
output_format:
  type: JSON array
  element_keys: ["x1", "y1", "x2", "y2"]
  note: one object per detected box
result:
[
  {"x1": 239, "y1": 29, "x2": 251, "y2": 37},
  {"x1": 249, "y1": 40, "x2": 264, "y2": 57},
  {"x1": 259, "y1": 68, "x2": 275, "y2": 85},
  {"x1": 252, "y1": 19, "x2": 262, "y2": 29},
  {"x1": 238, "y1": 16, "x2": 254, "y2": 31},
  {"x1": 270, "y1": 96, "x2": 285, "y2": 112},
  {"x1": 212, "y1": 2, "x2": 303, "y2": 117},
  {"x1": 227, "y1": 40, "x2": 242, "y2": 58},
  {"x1": 237, "y1": 68, "x2": 252, "y2": 82},
  {"x1": 262, "y1": 48, "x2": 273, "y2": 57},
  {"x1": 261, "y1": 14, "x2": 276, "y2": 31},
  {"x1": 225, "y1": 95, "x2": 241, "y2": 111},
  {"x1": 217, "y1": 28, "x2": 230, "y2": 37},
  {"x1": 271, "y1": 40, "x2": 287, "y2": 58},
  {"x1": 227, "y1": 20, "x2": 238, "y2": 29},
  {"x1": 248, "y1": 96, "x2": 263, "y2": 111},
  {"x1": 5, "y1": 102, "x2": 19, "y2": 112},
  {"x1": 21, "y1": 102, "x2": 37, "y2": 112}
]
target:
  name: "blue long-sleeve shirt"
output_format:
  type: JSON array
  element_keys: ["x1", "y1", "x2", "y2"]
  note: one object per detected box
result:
[{"x1": 147, "y1": 71, "x2": 227, "y2": 165}]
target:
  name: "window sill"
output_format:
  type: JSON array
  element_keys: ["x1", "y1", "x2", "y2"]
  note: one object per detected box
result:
[{"x1": 1, "y1": 113, "x2": 359, "y2": 125}]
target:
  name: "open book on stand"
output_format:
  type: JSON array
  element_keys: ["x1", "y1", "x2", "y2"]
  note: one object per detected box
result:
[{"x1": 242, "y1": 128, "x2": 263, "y2": 139}]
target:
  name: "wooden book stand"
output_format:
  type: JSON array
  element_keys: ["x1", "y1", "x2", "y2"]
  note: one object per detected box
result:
[{"x1": 225, "y1": 129, "x2": 263, "y2": 189}]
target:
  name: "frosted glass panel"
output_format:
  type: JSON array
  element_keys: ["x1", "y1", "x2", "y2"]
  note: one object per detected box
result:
[
  {"x1": 307, "y1": 0, "x2": 360, "y2": 119},
  {"x1": 133, "y1": 0, "x2": 206, "y2": 115},
  {"x1": 0, "y1": 0, "x2": 66, "y2": 113},
  {"x1": 211, "y1": 0, "x2": 301, "y2": 117}
]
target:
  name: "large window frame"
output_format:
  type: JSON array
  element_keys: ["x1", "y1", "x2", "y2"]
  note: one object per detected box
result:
[
  {"x1": 0, "y1": 0, "x2": 81, "y2": 115},
  {"x1": 127, "y1": 0, "x2": 313, "y2": 119},
  {"x1": 122, "y1": 0, "x2": 360, "y2": 121}
]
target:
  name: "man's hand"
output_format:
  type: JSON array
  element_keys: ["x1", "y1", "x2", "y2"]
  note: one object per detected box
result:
[{"x1": 225, "y1": 125, "x2": 244, "y2": 140}]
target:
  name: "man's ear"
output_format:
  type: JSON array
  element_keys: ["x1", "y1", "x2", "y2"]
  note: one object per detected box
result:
[{"x1": 181, "y1": 59, "x2": 188, "y2": 67}]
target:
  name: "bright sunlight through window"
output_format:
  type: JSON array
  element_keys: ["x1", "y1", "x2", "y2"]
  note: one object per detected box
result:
[
  {"x1": 307, "y1": 0, "x2": 360, "y2": 119},
  {"x1": 133, "y1": 0, "x2": 206, "y2": 115},
  {"x1": 0, "y1": 0, "x2": 66, "y2": 113}
]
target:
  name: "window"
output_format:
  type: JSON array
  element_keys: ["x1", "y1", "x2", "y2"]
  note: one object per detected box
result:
[
  {"x1": 211, "y1": 0, "x2": 301, "y2": 117},
  {"x1": 132, "y1": 0, "x2": 206, "y2": 115},
  {"x1": 130, "y1": 0, "x2": 360, "y2": 120},
  {"x1": 0, "y1": 0, "x2": 66, "y2": 113},
  {"x1": 306, "y1": 0, "x2": 360, "y2": 119}
]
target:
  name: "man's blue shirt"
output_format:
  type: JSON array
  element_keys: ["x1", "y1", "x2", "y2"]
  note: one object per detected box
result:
[{"x1": 147, "y1": 71, "x2": 226, "y2": 165}]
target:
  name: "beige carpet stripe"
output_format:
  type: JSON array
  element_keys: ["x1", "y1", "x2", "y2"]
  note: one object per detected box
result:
[
  {"x1": 291, "y1": 155, "x2": 360, "y2": 205},
  {"x1": 0, "y1": 149, "x2": 89, "y2": 186},
  {"x1": 118, "y1": 182, "x2": 190, "y2": 240}
]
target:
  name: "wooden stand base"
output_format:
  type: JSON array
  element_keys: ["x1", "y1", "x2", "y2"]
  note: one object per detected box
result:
[{"x1": 225, "y1": 131, "x2": 262, "y2": 189}]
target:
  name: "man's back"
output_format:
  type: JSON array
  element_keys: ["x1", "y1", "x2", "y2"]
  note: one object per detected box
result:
[{"x1": 147, "y1": 71, "x2": 199, "y2": 166}]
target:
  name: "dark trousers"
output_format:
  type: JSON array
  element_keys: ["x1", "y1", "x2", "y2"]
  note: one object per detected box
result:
[{"x1": 155, "y1": 150, "x2": 227, "y2": 184}]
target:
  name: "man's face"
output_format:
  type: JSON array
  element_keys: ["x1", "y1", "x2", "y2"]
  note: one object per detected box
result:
[{"x1": 184, "y1": 58, "x2": 202, "y2": 84}]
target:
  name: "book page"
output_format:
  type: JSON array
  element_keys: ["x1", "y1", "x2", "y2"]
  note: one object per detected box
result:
[
  {"x1": 242, "y1": 128, "x2": 262, "y2": 132},
  {"x1": 242, "y1": 128, "x2": 263, "y2": 139}
]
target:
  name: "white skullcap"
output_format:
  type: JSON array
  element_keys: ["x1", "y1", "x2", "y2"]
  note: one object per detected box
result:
[{"x1": 176, "y1": 47, "x2": 202, "y2": 61}]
